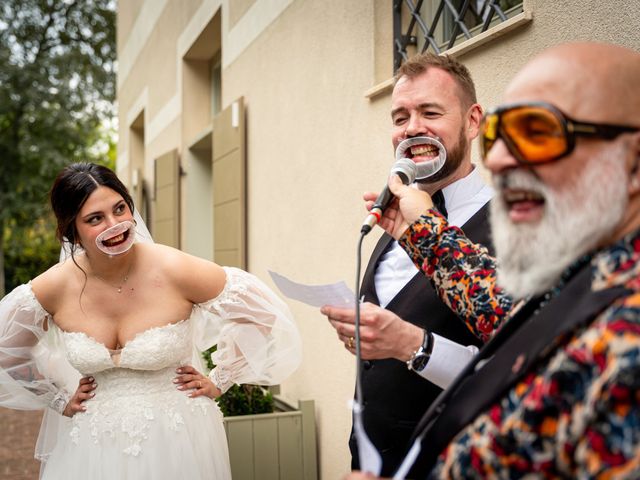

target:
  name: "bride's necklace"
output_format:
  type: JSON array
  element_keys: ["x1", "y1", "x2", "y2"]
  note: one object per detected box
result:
[{"x1": 91, "y1": 261, "x2": 134, "y2": 294}]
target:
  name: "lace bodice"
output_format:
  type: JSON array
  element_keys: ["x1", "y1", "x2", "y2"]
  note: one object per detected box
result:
[
  {"x1": 62, "y1": 319, "x2": 192, "y2": 374},
  {"x1": 57, "y1": 319, "x2": 210, "y2": 457}
]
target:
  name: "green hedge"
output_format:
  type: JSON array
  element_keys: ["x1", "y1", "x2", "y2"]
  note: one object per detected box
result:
[
  {"x1": 202, "y1": 345, "x2": 274, "y2": 416},
  {"x1": 4, "y1": 215, "x2": 60, "y2": 292}
]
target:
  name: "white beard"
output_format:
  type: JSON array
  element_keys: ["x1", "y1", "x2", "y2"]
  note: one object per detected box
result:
[{"x1": 490, "y1": 145, "x2": 628, "y2": 300}]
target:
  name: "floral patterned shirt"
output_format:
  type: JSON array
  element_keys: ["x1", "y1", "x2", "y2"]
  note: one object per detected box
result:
[
  {"x1": 400, "y1": 210, "x2": 513, "y2": 342},
  {"x1": 398, "y1": 211, "x2": 640, "y2": 479}
]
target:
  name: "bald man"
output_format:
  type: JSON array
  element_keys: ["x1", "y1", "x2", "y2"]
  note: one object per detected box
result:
[{"x1": 347, "y1": 42, "x2": 640, "y2": 479}]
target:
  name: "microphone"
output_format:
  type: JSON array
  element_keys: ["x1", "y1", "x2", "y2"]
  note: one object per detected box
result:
[{"x1": 361, "y1": 158, "x2": 417, "y2": 235}]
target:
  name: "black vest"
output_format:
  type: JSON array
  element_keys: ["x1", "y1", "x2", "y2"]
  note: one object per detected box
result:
[{"x1": 350, "y1": 204, "x2": 491, "y2": 475}]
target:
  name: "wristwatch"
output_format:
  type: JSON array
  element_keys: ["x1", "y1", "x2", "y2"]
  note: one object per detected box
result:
[{"x1": 406, "y1": 329, "x2": 434, "y2": 373}]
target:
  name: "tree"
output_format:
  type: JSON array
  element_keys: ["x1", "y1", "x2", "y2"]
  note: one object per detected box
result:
[{"x1": 0, "y1": 0, "x2": 116, "y2": 295}]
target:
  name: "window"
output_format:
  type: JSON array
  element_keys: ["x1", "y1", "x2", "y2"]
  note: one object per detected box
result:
[{"x1": 393, "y1": 0, "x2": 524, "y2": 70}]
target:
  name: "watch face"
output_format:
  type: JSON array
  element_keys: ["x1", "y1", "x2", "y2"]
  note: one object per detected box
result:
[{"x1": 411, "y1": 354, "x2": 430, "y2": 372}]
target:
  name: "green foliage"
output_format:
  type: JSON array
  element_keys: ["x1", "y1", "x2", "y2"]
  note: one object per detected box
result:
[
  {"x1": 3, "y1": 214, "x2": 60, "y2": 292},
  {"x1": 202, "y1": 345, "x2": 218, "y2": 371},
  {"x1": 0, "y1": 0, "x2": 117, "y2": 223},
  {"x1": 0, "y1": 0, "x2": 117, "y2": 293},
  {"x1": 202, "y1": 345, "x2": 275, "y2": 417},
  {"x1": 216, "y1": 384, "x2": 274, "y2": 417}
]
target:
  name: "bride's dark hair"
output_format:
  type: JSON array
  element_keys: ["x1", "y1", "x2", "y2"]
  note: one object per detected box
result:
[{"x1": 50, "y1": 162, "x2": 135, "y2": 254}]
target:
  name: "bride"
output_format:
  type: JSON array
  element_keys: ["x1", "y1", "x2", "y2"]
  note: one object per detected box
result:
[{"x1": 0, "y1": 162, "x2": 301, "y2": 479}]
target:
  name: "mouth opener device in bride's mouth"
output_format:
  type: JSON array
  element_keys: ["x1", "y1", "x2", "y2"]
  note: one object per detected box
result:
[
  {"x1": 95, "y1": 220, "x2": 136, "y2": 255},
  {"x1": 395, "y1": 136, "x2": 447, "y2": 180}
]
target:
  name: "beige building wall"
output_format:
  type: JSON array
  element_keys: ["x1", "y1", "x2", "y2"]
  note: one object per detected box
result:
[{"x1": 116, "y1": 0, "x2": 640, "y2": 478}]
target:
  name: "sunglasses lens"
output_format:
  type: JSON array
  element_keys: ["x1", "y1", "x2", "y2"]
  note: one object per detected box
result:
[
  {"x1": 502, "y1": 107, "x2": 568, "y2": 163},
  {"x1": 480, "y1": 113, "x2": 499, "y2": 159}
]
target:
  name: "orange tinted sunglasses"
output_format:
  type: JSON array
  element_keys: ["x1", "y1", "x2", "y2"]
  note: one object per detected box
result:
[{"x1": 480, "y1": 102, "x2": 639, "y2": 165}]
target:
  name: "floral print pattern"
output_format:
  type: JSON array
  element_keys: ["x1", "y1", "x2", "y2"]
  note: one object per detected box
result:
[
  {"x1": 400, "y1": 211, "x2": 512, "y2": 342},
  {"x1": 399, "y1": 211, "x2": 640, "y2": 479}
]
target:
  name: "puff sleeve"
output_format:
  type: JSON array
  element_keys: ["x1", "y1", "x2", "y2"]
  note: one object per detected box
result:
[
  {"x1": 0, "y1": 284, "x2": 81, "y2": 463},
  {"x1": 0, "y1": 284, "x2": 80, "y2": 410},
  {"x1": 191, "y1": 267, "x2": 302, "y2": 393}
]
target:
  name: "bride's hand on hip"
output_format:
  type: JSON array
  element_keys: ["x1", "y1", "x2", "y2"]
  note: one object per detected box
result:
[
  {"x1": 174, "y1": 365, "x2": 222, "y2": 399},
  {"x1": 63, "y1": 376, "x2": 97, "y2": 417}
]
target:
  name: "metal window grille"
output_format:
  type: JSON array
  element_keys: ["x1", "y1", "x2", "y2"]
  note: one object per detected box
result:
[{"x1": 393, "y1": 0, "x2": 523, "y2": 71}]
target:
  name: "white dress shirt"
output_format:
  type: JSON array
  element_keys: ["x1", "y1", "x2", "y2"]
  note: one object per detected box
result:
[{"x1": 373, "y1": 166, "x2": 493, "y2": 388}]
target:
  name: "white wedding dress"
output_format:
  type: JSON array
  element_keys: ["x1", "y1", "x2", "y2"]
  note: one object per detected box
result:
[{"x1": 0, "y1": 266, "x2": 301, "y2": 479}]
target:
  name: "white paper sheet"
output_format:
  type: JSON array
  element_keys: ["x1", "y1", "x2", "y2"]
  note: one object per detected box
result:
[{"x1": 268, "y1": 271, "x2": 355, "y2": 308}]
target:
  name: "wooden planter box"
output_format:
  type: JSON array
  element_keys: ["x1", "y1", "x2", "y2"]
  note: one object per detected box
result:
[{"x1": 223, "y1": 399, "x2": 318, "y2": 480}]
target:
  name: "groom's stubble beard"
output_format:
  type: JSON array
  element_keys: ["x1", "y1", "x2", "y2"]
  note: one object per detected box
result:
[{"x1": 490, "y1": 144, "x2": 628, "y2": 300}]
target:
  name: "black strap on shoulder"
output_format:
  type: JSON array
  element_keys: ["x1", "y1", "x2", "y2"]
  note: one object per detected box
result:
[{"x1": 405, "y1": 261, "x2": 630, "y2": 475}]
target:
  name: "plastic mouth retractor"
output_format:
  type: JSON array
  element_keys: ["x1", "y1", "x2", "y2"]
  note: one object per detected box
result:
[
  {"x1": 395, "y1": 136, "x2": 447, "y2": 180},
  {"x1": 95, "y1": 220, "x2": 136, "y2": 255}
]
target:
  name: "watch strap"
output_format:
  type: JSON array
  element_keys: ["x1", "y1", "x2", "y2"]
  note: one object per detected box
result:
[{"x1": 407, "y1": 329, "x2": 434, "y2": 372}]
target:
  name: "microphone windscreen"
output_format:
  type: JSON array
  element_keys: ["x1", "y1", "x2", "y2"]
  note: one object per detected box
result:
[{"x1": 390, "y1": 158, "x2": 417, "y2": 185}]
